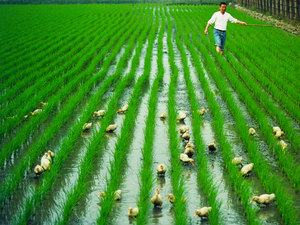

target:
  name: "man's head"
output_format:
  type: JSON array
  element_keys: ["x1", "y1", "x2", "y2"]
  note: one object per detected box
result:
[{"x1": 219, "y1": 2, "x2": 227, "y2": 14}]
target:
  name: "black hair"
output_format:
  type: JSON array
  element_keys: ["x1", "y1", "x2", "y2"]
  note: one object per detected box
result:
[{"x1": 220, "y1": 2, "x2": 227, "y2": 6}]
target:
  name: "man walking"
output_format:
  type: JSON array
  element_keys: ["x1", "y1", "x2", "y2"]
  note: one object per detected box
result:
[{"x1": 205, "y1": 2, "x2": 247, "y2": 56}]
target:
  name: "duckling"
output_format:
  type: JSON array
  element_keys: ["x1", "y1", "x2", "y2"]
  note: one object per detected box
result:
[
  {"x1": 249, "y1": 128, "x2": 256, "y2": 135},
  {"x1": 128, "y1": 207, "x2": 139, "y2": 217},
  {"x1": 176, "y1": 111, "x2": 186, "y2": 121},
  {"x1": 274, "y1": 130, "x2": 285, "y2": 138},
  {"x1": 39, "y1": 102, "x2": 48, "y2": 108},
  {"x1": 273, "y1": 126, "x2": 281, "y2": 134},
  {"x1": 166, "y1": 193, "x2": 187, "y2": 204},
  {"x1": 30, "y1": 109, "x2": 42, "y2": 116},
  {"x1": 194, "y1": 207, "x2": 212, "y2": 218},
  {"x1": 180, "y1": 153, "x2": 194, "y2": 166},
  {"x1": 117, "y1": 105, "x2": 129, "y2": 113},
  {"x1": 232, "y1": 157, "x2": 243, "y2": 166},
  {"x1": 151, "y1": 189, "x2": 163, "y2": 208},
  {"x1": 160, "y1": 112, "x2": 167, "y2": 119},
  {"x1": 41, "y1": 153, "x2": 52, "y2": 164},
  {"x1": 250, "y1": 193, "x2": 275, "y2": 207},
  {"x1": 34, "y1": 165, "x2": 44, "y2": 177},
  {"x1": 157, "y1": 164, "x2": 167, "y2": 177},
  {"x1": 279, "y1": 140, "x2": 287, "y2": 151},
  {"x1": 41, "y1": 154, "x2": 51, "y2": 171},
  {"x1": 106, "y1": 124, "x2": 118, "y2": 132},
  {"x1": 185, "y1": 141, "x2": 195, "y2": 149},
  {"x1": 6, "y1": 115, "x2": 18, "y2": 120},
  {"x1": 97, "y1": 190, "x2": 122, "y2": 200},
  {"x1": 179, "y1": 125, "x2": 189, "y2": 134},
  {"x1": 82, "y1": 122, "x2": 92, "y2": 131},
  {"x1": 182, "y1": 131, "x2": 190, "y2": 141},
  {"x1": 93, "y1": 110, "x2": 106, "y2": 118},
  {"x1": 197, "y1": 109, "x2": 207, "y2": 115},
  {"x1": 48, "y1": 150, "x2": 55, "y2": 158},
  {"x1": 208, "y1": 140, "x2": 216, "y2": 153},
  {"x1": 240, "y1": 163, "x2": 254, "y2": 177},
  {"x1": 184, "y1": 147, "x2": 194, "y2": 157}
]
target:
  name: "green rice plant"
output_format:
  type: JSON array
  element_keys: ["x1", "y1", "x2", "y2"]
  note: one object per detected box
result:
[
  {"x1": 172, "y1": 5, "x2": 260, "y2": 224},
  {"x1": 11, "y1": 7, "x2": 150, "y2": 224},
  {"x1": 189, "y1": 6, "x2": 299, "y2": 224},
  {"x1": 0, "y1": 7, "x2": 142, "y2": 206},
  {"x1": 0, "y1": 7, "x2": 136, "y2": 169},
  {"x1": 136, "y1": 6, "x2": 165, "y2": 224}
]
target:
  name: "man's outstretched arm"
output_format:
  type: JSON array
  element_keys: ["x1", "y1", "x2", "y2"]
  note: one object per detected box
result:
[{"x1": 236, "y1": 20, "x2": 247, "y2": 25}]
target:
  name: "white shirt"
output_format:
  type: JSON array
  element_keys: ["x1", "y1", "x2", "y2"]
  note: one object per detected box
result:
[{"x1": 208, "y1": 11, "x2": 237, "y2": 31}]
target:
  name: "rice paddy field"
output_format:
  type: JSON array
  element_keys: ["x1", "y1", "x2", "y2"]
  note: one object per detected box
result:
[{"x1": 1, "y1": 3, "x2": 300, "y2": 224}]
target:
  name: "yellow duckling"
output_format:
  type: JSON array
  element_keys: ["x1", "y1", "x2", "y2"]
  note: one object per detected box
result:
[
  {"x1": 176, "y1": 111, "x2": 186, "y2": 121},
  {"x1": 128, "y1": 207, "x2": 139, "y2": 217},
  {"x1": 279, "y1": 140, "x2": 287, "y2": 152},
  {"x1": 274, "y1": 130, "x2": 285, "y2": 138},
  {"x1": 240, "y1": 163, "x2": 254, "y2": 176},
  {"x1": 179, "y1": 125, "x2": 189, "y2": 134},
  {"x1": 157, "y1": 164, "x2": 167, "y2": 177},
  {"x1": 249, "y1": 128, "x2": 256, "y2": 135},
  {"x1": 93, "y1": 110, "x2": 106, "y2": 118},
  {"x1": 48, "y1": 150, "x2": 55, "y2": 158},
  {"x1": 82, "y1": 122, "x2": 92, "y2": 131},
  {"x1": 106, "y1": 124, "x2": 118, "y2": 132},
  {"x1": 97, "y1": 190, "x2": 122, "y2": 200},
  {"x1": 232, "y1": 157, "x2": 243, "y2": 166},
  {"x1": 151, "y1": 189, "x2": 163, "y2": 208},
  {"x1": 166, "y1": 193, "x2": 187, "y2": 204},
  {"x1": 39, "y1": 102, "x2": 48, "y2": 108},
  {"x1": 197, "y1": 109, "x2": 207, "y2": 115},
  {"x1": 180, "y1": 153, "x2": 194, "y2": 166},
  {"x1": 273, "y1": 126, "x2": 281, "y2": 134},
  {"x1": 30, "y1": 109, "x2": 42, "y2": 116},
  {"x1": 184, "y1": 147, "x2": 194, "y2": 157},
  {"x1": 194, "y1": 207, "x2": 212, "y2": 218},
  {"x1": 182, "y1": 131, "x2": 190, "y2": 141},
  {"x1": 250, "y1": 193, "x2": 275, "y2": 207},
  {"x1": 208, "y1": 140, "x2": 216, "y2": 153},
  {"x1": 160, "y1": 112, "x2": 167, "y2": 119},
  {"x1": 34, "y1": 165, "x2": 44, "y2": 177},
  {"x1": 117, "y1": 105, "x2": 129, "y2": 113},
  {"x1": 40, "y1": 154, "x2": 51, "y2": 171},
  {"x1": 185, "y1": 141, "x2": 195, "y2": 149}
]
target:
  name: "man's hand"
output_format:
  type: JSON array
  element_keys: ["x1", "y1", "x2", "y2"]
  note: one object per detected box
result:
[
  {"x1": 204, "y1": 29, "x2": 208, "y2": 35},
  {"x1": 242, "y1": 22, "x2": 247, "y2": 26}
]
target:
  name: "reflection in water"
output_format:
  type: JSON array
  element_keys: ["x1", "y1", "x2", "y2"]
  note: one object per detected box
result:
[
  {"x1": 128, "y1": 216, "x2": 137, "y2": 224},
  {"x1": 81, "y1": 131, "x2": 92, "y2": 138},
  {"x1": 156, "y1": 176, "x2": 166, "y2": 189},
  {"x1": 105, "y1": 132, "x2": 117, "y2": 139},
  {"x1": 257, "y1": 208, "x2": 276, "y2": 220},
  {"x1": 160, "y1": 118, "x2": 166, "y2": 125},
  {"x1": 151, "y1": 207, "x2": 163, "y2": 223},
  {"x1": 117, "y1": 112, "x2": 126, "y2": 119}
]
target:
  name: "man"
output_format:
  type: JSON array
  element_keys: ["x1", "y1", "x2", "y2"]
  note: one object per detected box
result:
[{"x1": 205, "y1": 2, "x2": 247, "y2": 56}]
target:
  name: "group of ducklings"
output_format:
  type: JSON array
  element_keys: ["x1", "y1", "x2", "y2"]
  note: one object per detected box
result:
[
  {"x1": 34, "y1": 150, "x2": 55, "y2": 177},
  {"x1": 7, "y1": 102, "x2": 48, "y2": 120},
  {"x1": 249, "y1": 126, "x2": 288, "y2": 153},
  {"x1": 82, "y1": 104, "x2": 130, "y2": 133}
]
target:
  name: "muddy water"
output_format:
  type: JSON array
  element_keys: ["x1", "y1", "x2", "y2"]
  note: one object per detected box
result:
[{"x1": 66, "y1": 39, "x2": 149, "y2": 224}]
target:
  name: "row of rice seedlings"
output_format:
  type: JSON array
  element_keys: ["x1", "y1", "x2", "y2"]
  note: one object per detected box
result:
[
  {"x1": 0, "y1": 8, "x2": 144, "y2": 206},
  {"x1": 191, "y1": 7, "x2": 299, "y2": 224},
  {"x1": 225, "y1": 33, "x2": 300, "y2": 150},
  {"x1": 164, "y1": 7, "x2": 188, "y2": 225},
  {"x1": 195, "y1": 6, "x2": 300, "y2": 189},
  {"x1": 0, "y1": 10, "x2": 102, "y2": 86},
  {"x1": 0, "y1": 5, "x2": 82, "y2": 63},
  {"x1": 228, "y1": 28, "x2": 300, "y2": 110},
  {"x1": 10, "y1": 8, "x2": 150, "y2": 225},
  {"x1": 0, "y1": 5, "x2": 109, "y2": 65},
  {"x1": 95, "y1": 9, "x2": 158, "y2": 225},
  {"x1": 135, "y1": 6, "x2": 164, "y2": 224},
  {"x1": 0, "y1": 8, "x2": 136, "y2": 169},
  {"x1": 172, "y1": 6, "x2": 260, "y2": 224},
  {"x1": 0, "y1": 7, "x2": 132, "y2": 133},
  {"x1": 1, "y1": 10, "x2": 113, "y2": 109},
  {"x1": 0, "y1": 9, "x2": 110, "y2": 96}
]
